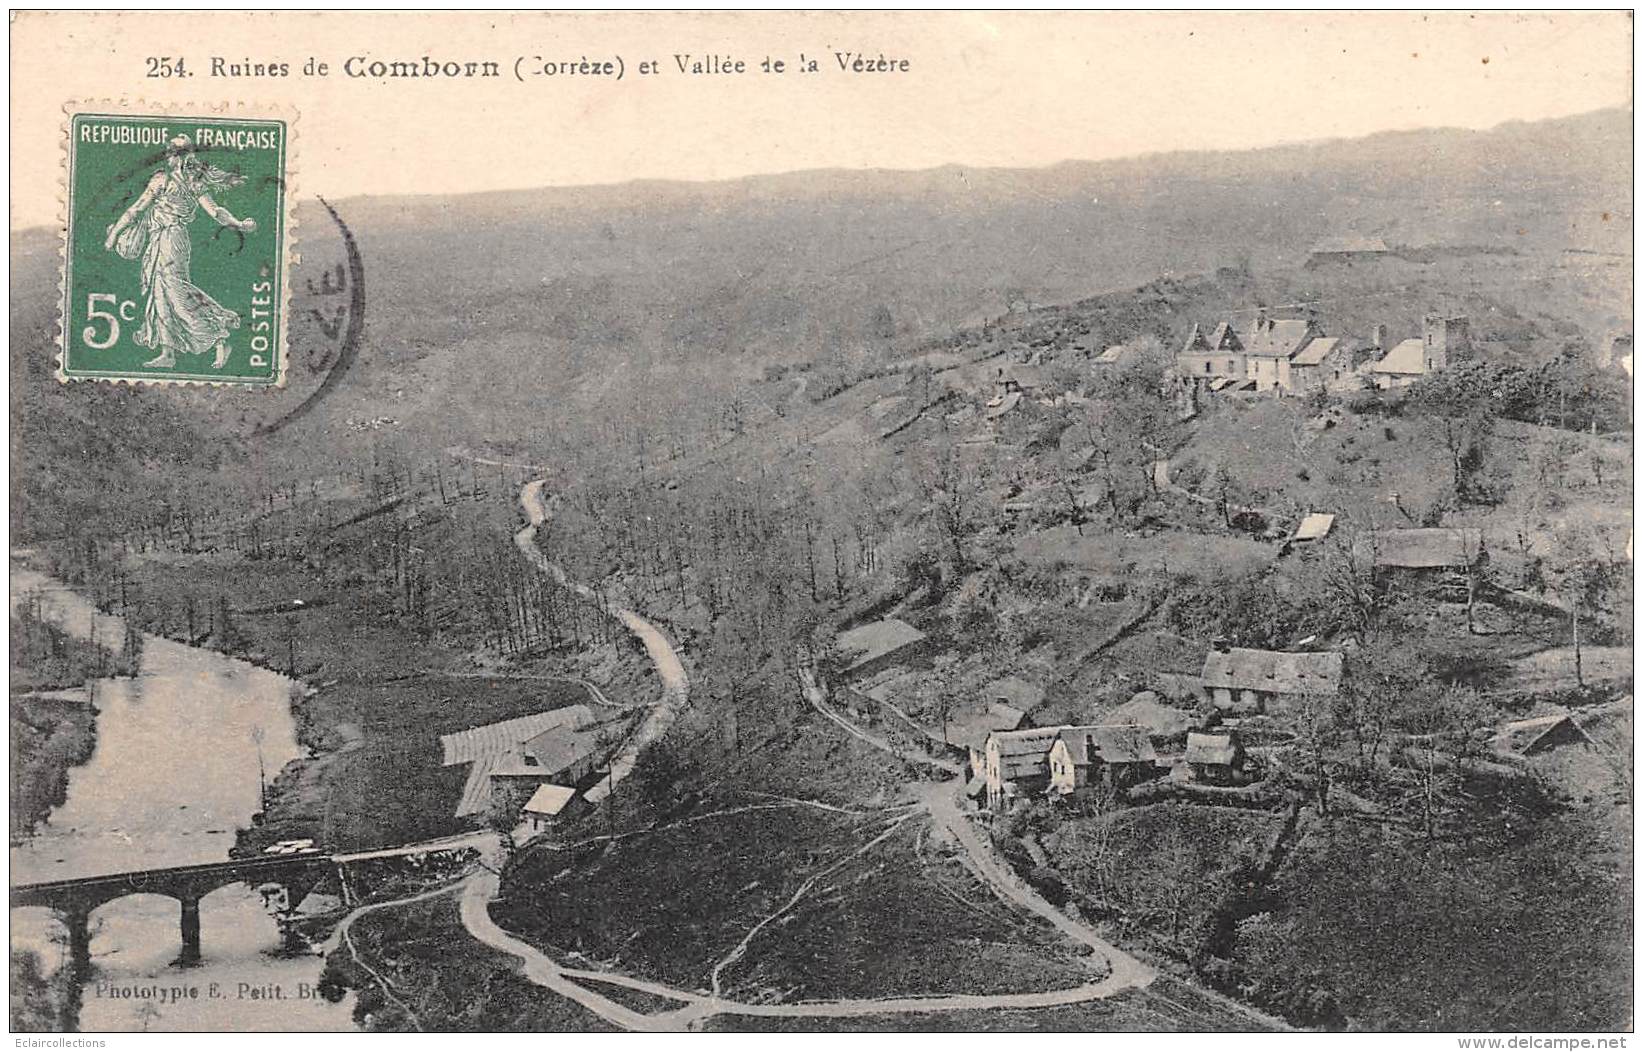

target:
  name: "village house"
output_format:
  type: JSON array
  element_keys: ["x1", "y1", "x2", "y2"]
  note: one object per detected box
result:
[
  {"x1": 521, "y1": 783, "x2": 578, "y2": 834},
  {"x1": 1244, "y1": 315, "x2": 1325, "y2": 393},
  {"x1": 1184, "y1": 729, "x2": 1255, "y2": 785},
  {"x1": 1175, "y1": 321, "x2": 1247, "y2": 384},
  {"x1": 948, "y1": 699, "x2": 1033, "y2": 779},
  {"x1": 835, "y1": 618, "x2": 930, "y2": 680},
  {"x1": 1369, "y1": 315, "x2": 1471, "y2": 387},
  {"x1": 1284, "y1": 336, "x2": 1357, "y2": 391},
  {"x1": 994, "y1": 363, "x2": 1048, "y2": 400},
  {"x1": 1199, "y1": 645, "x2": 1344, "y2": 714},
  {"x1": 1046, "y1": 724, "x2": 1161, "y2": 796},
  {"x1": 983, "y1": 726, "x2": 1063, "y2": 808},
  {"x1": 1176, "y1": 312, "x2": 1326, "y2": 394}
]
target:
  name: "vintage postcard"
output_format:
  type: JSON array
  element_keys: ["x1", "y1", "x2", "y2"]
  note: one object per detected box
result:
[{"x1": 7, "y1": 10, "x2": 1634, "y2": 1042}]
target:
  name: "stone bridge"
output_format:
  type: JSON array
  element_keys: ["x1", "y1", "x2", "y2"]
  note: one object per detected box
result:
[
  {"x1": 11, "y1": 854, "x2": 338, "y2": 975},
  {"x1": 11, "y1": 833, "x2": 491, "y2": 979}
]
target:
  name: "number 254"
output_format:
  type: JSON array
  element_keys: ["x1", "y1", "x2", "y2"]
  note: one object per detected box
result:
[{"x1": 83, "y1": 293, "x2": 137, "y2": 349}]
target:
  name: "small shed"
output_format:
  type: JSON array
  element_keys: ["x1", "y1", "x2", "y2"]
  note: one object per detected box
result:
[
  {"x1": 1292, "y1": 513, "x2": 1336, "y2": 544},
  {"x1": 1184, "y1": 730, "x2": 1252, "y2": 785},
  {"x1": 522, "y1": 784, "x2": 578, "y2": 833},
  {"x1": 1497, "y1": 712, "x2": 1595, "y2": 757}
]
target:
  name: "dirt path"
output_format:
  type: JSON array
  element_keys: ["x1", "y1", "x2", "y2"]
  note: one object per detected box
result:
[
  {"x1": 459, "y1": 827, "x2": 1155, "y2": 1032},
  {"x1": 799, "y1": 669, "x2": 961, "y2": 776},
  {"x1": 919, "y1": 782, "x2": 1155, "y2": 991},
  {"x1": 513, "y1": 480, "x2": 689, "y2": 805}
]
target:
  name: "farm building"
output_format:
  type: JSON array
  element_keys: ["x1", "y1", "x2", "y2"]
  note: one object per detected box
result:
[
  {"x1": 1184, "y1": 730, "x2": 1255, "y2": 785},
  {"x1": 440, "y1": 705, "x2": 597, "y2": 818},
  {"x1": 835, "y1": 618, "x2": 930, "y2": 679},
  {"x1": 1360, "y1": 528, "x2": 1485, "y2": 570},
  {"x1": 1046, "y1": 725, "x2": 1160, "y2": 795},
  {"x1": 1200, "y1": 646, "x2": 1343, "y2": 714},
  {"x1": 1305, "y1": 235, "x2": 1392, "y2": 267},
  {"x1": 1496, "y1": 711, "x2": 1595, "y2": 757},
  {"x1": 523, "y1": 717, "x2": 632, "y2": 786}
]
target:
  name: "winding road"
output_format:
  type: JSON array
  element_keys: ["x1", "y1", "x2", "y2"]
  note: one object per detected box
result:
[
  {"x1": 512, "y1": 480, "x2": 689, "y2": 805},
  {"x1": 410, "y1": 477, "x2": 1187, "y2": 1030}
]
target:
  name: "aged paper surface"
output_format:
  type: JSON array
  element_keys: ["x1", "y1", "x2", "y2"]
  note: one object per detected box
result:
[{"x1": 8, "y1": 10, "x2": 1633, "y2": 1039}]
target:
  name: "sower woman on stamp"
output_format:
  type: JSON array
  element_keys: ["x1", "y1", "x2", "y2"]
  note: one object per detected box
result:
[{"x1": 103, "y1": 134, "x2": 258, "y2": 370}]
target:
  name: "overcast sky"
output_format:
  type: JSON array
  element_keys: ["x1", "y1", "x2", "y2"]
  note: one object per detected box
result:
[{"x1": 10, "y1": 10, "x2": 1633, "y2": 229}]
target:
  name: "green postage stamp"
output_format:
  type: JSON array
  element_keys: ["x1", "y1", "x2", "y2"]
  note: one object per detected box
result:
[{"x1": 58, "y1": 106, "x2": 294, "y2": 385}]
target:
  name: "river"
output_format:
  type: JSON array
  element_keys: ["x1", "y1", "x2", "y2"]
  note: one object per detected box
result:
[{"x1": 9, "y1": 563, "x2": 356, "y2": 1032}]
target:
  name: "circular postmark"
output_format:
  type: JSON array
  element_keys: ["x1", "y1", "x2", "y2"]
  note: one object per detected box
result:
[{"x1": 253, "y1": 196, "x2": 365, "y2": 435}]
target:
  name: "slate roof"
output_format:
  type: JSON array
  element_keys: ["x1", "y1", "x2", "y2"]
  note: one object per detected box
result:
[
  {"x1": 1209, "y1": 322, "x2": 1243, "y2": 352},
  {"x1": 987, "y1": 727, "x2": 1063, "y2": 781},
  {"x1": 440, "y1": 705, "x2": 595, "y2": 766},
  {"x1": 1497, "y1": 712, "x2": 1594, "y2": 756},
  {"x1": 1200, "y1": 648, "x2": 1343, "y2": 696},
  {"x1": 456, "y1": 753, "x2": 513, "y2": 817},
  {"x1": 1106, "y1": 694, "x2": 1193, "y2": 739},
  {"x1": 1371, "y1": 338, "x2": 1428, "y2": 375},
  {"x1": 523, "y1": 783, "x2": 577, "y2": 817},
  {"x1": 1180, "y1": 324, "x2": 1212, "y2": 354},
  {"x1": 1055, "y1": 724, "x2": 1158, "y2": 766},
  {"x1": 836, "y1": 618, "x2": 928, "y2": 672},
  {"x1": 1293, "y1": 512, "x2": 1336, "y2": 542},
  {"x1": 1246, "y1": 319, "x2": 1319, "y2": 359},
  {"x1": 525, "y1": 720, "x2": 624, "y2": 777},
  {"x1": 1291, "y1": 337, "x2": 1345, "y2": 367},
  {"x1": 1363, "y1": 528, "x2": 1484, "y2": 569},
  {"x1": 1185, "y1": 731, "x2": 1241, "y2": 766}
]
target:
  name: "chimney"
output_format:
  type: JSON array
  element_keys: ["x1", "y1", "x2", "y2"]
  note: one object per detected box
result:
[
  {"x1": 1255, "y1": 307, "x2": 1268, "y2": 332},
  {"x1": 1211, "y1": 636, "x2": 1232, "y2": 653},
  {"x1": 1371, "y1": 323, "x2": 1387, "y2": 351}
]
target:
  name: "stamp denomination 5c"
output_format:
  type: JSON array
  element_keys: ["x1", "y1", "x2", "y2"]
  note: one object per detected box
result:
[{"x1": 58, "y1": 106, "x2": 293, "y2": 385}]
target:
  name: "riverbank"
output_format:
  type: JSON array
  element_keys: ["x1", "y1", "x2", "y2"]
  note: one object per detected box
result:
[
  {"x1": 38, "y1": 518, "x2": 661, "y2": 856},
  {"x1": 9, "y1": 692, "x2": 97, "y2": 845}
]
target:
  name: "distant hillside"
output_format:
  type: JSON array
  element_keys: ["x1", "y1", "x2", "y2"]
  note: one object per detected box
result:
[{"x1": 10, "y1": 107, "x2": 1631, "y2": 535}]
